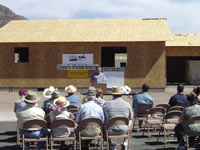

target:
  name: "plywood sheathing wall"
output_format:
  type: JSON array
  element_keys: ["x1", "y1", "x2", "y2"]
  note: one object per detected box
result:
[
  {"x1": 0, "y1": 42, "x2": 166, "y2": 88},
  {"x1": 166, "y1": 47, "x2": 200, "y2": 56}
]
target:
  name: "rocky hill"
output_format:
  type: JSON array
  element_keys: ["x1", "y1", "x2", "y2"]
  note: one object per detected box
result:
[{"x1": 0, "y1": 4, "x2": 27, "y2": 28}]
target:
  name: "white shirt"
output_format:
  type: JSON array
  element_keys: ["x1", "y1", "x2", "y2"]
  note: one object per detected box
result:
[{"x1": 16, "y1": 104, "x2": 45, "y2": 130}]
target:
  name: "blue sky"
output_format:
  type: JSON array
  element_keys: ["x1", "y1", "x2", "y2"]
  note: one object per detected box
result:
[{"x1": 1, "y1": 0, "x2": 200, "y2": 33}]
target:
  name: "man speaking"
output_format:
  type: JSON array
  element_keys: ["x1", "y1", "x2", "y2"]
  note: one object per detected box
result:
[{"x1": 90, "y1": 67, "x2": 107, "y2": 85}]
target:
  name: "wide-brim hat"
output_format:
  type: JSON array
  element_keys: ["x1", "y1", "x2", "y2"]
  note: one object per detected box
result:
[
  {"x1": 22, "y1": 90, "x2": 40, "y2": 103},
  {"x1": 124, "y1": 85, "x2": 131, "y2": 93},
  {"x1": 43, "y1": 86, "x2": 56, "y2": 98},
  {"x1": 111, "y1": 86, "x2": 124, "y2": 95},
  {"x1": 53, "y1": 96, "x2": 70, "y2": 108},
  {"x1": 65, "y1": 85, "x2": 77, "y2": 94},
  {"x1": 122, "y1": 85, "x2": 131, "y2": 94}
]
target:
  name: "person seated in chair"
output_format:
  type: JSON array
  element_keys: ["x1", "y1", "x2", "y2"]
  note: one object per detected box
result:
[
  {"x1": 43, "y1": 86, "x2": 58, "y2": 113},
  {"x1": 65, "y1": 85, "x2": 79, "y2": 107},
  {"x1": 16, "y1": 90, "x2": 46, "y2": 150},
  {"x1": 133, "y1": 83, "x2": 154, "y2": 127},
  {"x1": 168, "y1": 84, "x2": 187, "y2": 107},
  {"x1": 14, "y1": 89, "x2": 28, "y2": 113},
  {"x1": 76, "y1": 88, "x2": 104, "y2": 150},
  {"x1": 95, "y1": 88, "x2": 105, "y2": 107},
  {"x1": 174, "y1": 93, "x2": 200, "y2": 146},
  {"x1": 50, "y1": 96, "x2": 74, "y2": 137},
  {"x1": 76, "y1": 88, "x2": 104, "y2": 136},
  {"x1": 103, "y1": 86, "x2": 133, "y2": 149},
  {"x1": 43, "y1": 90, "x2": 60, "y2": 114}
]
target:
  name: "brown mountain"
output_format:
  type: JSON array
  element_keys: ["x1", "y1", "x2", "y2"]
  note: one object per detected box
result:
[{"x1": 0, "y1": 4, "x2": 27, "y2": 28}]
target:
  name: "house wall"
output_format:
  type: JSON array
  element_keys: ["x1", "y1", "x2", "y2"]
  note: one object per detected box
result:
[
  {"x1": 0, "y1": 42, "x2": 166, "y2": 88},
  {"x1": 166, "y1": 46, "x2": 200, "y2": 56}
]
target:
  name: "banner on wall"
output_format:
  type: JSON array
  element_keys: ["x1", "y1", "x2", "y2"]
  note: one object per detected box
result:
[
  {"x1": 62, "y1": 54, "x2": 93, "y2": 64},
  {"x1": 57, "y1": 64, "x2": 98, "y2": 70},
  {"x1": 67, "y1": 70, "x2": 88, "y2": 78},
  {"x1": 103, "y1": 67, "x2": 125, "y2": 88}
]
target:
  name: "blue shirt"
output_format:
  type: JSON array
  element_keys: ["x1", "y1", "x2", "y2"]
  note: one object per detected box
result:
[
  {"x1": 76, "y1": 101, "x2": 104, "y2": 123},
  {"x1": 168, "y1": 93, "x2": 187, "y2": 107},
  {"x1": 133, "y1": 92, "x2": 154, "y2": 109},
  {"x1": 91, "y1": 72, "x2": 107, "y2": 83},
  {"x1": 43, "y1": 99, "x2": 51, "y2": 109},
  {"x1": 66, "y1": 94, "x2": 79, "y2": 106}
]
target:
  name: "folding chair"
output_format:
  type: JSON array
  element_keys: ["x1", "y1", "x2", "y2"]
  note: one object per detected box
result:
[
  {"x1": 157, "y1": 111, "x2": 181, "y2": 147},
  {"x1": 179, "y1": 115, "x2": 200, "y2": 149},
  {"x1": 67, "y1": 105, "x2": 78, "y2": 110},
  {"x1": 22, "y1": 119, "x2": 48, "y2": 150},
  {"x1": 50, "y1": 118, "x2": 76, "y2": 150},
  {"x1": 168, "y1": 106, "x2": 184, "y2": 112},
  {"x1": 106, "y1": 116, "x2": 130, "y2": 150},
  {"x1": 143, "y1": 107, "x2": 166, "y2": 139},
  {"x1": 174, "y1": 103, "x2": 187, "y2": 107},
  {"x1": 78, "y1": 117, "x2": 103, "y2": 150},
  {"x1": 67, "y1": 105, "x2": 78, "y2": 119},
  {"x1": 156, "y1": 104, "x2": 171, "y2": 112},
  {"x1": 45, "y1": 114, "x2": 51, "y2": 128},
  {"x1": 133, "y1": 104, "x2": 152, "y2": 132},
  {"x1": 16, "y1": 128, "x2": 22, "y2": 149}
]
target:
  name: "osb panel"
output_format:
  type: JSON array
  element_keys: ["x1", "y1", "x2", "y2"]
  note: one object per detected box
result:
[
  {"x1": 125, "y1": 42, "x2": 166, "y2": 88},
  {"x1": 0, "y1": 42, "x2": 166, "y2": 88},
  {"x1": 143, "y1": 51, "x2": 166, "y2": 88},
  {"x1": 0, "y1": 78, "x2": 91, "y2": 88},
  {"x1": 0, "y1": 19, "x2": 172, "y2": 42},
  {"x1": 166, "y1": 47, "x2": 200, "y2": 56},
  {"x1": 166, "y1": 34, "x2": 200, "y2": 46}
]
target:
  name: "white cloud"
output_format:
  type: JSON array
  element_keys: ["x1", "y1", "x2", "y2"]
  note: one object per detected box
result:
[{"x1": 1, "y1": 0, "x2": 200, "y2": 33}]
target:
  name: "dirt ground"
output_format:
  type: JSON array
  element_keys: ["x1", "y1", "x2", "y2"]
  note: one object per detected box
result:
[{"x1": 0, "y1": 86, "x2": 195, "y2": 112}]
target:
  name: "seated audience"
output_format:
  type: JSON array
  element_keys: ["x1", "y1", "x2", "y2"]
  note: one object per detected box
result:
[
  {"x1": 43, "y1": 90, "x2": 60, "y2": 114},
  {"x1": 76, "y1": 88, "x2": 104, "y2": 150},
  {"x1": 133, "y1": 83, "x2": 154, "y2": 111},
  {"x1": 16, "y1": 90, "x2": 45, "y2": 150},
  {"x1": 174, "y1": 93, "x2": 200, "y2": 146},
  {"x1": 81, "y1": 86, "x2": 96, "y2": 104},
  {"x1": 103, "y1": 86, "x2": 133, "y2": 149},
  {"x1": 95, "y1": 88, "x2": 105, "y2": 107},
  {"x1": 168, "y1": 84, "x2": 187, "y2": 107},
  {"x1": 76, "y1": 88, "x2": 104, "y2": 136},
  {"x1": 50, "y1": 96, "x2": 74, "y2": 137},
  {"x1": 133, "y1": 83, "x2": 154, "y2": 128},
  {"x1": 43, "y1": 86, "x2": 57, "y2": 109},
  {"x1": 14, "y1": 89, "x2": 27, "y2": 112},
  {"x1": 65, "y1": 85, "x2": 79, "y2": 106},
  {"x1": 191, "y1": 86, "x2": 200, "y2": 103}
]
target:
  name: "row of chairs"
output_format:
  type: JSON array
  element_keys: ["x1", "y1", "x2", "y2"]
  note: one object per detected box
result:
[
  {"x1": 133, "y1": 104, "x2": 184, "y2": 132},
  {"x1": 17, "y1": 116, "x2": 130, "y2": 150},
  {"x1": 133, "y1": 104, "x2": 185, "y2": 148}
]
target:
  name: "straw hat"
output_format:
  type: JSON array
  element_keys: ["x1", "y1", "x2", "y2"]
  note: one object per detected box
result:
[
  {"x1": 43, "y1": 86, "x2": 56, "y2": 98},
  {"x1": 53, "y1": 96, "x2": 70, "y2": 108},
  {"x1": 22, "y1": 90, "x2": 40, "y2": 103},
  {"x1": 121, "y1": 85, "x2": 132, "y2": 94},
  {"x1": 65, "y1": 85, "x2": 77, "y2": 94},
  {"x1": 111, "y1": 86, "x2": 123, "y2": 95}
]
